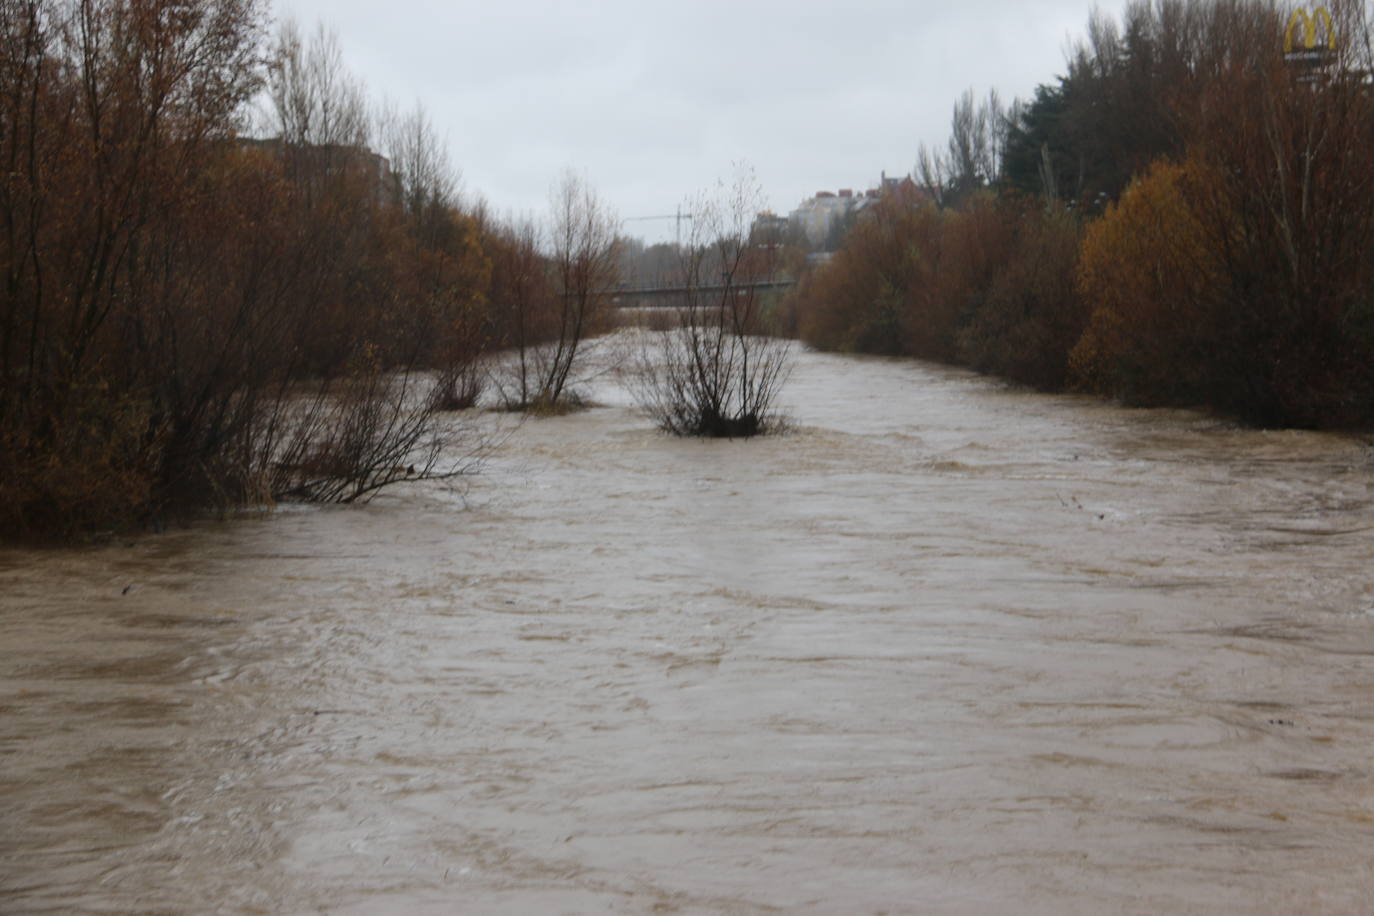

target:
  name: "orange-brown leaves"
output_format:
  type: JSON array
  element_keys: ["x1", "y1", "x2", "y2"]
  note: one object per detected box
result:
[{"x1": 1073, "y1": 158, "x2": 1223, "y2": 404}]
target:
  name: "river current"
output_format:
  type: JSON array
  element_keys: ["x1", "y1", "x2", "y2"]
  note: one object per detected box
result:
[{"x1": 3, "y1": 339, "x2": 1373, "y2": 913}]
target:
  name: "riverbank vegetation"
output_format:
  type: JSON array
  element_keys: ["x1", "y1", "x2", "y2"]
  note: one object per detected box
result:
[
  {"x1": 13, "y1": 0, "x2": 1364, "y2": 541},
  {"x1": 0, "y1": 0, "x2": 623, "y2": 540},
  {"x1": 489, "y1": 171, "x2": 622, "y2": 414},
  {"x1": 787, "y1": 0, "x2": 1374, "y2": 429}
]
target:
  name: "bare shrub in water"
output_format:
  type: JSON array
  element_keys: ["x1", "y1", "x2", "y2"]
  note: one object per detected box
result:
[
  {"x1": 258, "y1": 362, "x2": 483, "y2": 504},
  {"x1": 633, "y1": 169, "x2": 791, "y2": 437}
]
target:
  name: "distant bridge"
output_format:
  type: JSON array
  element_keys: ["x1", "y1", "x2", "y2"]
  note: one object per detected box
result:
[{"x1": 605, "y1": 278, "x2": 796, "y2": 306}]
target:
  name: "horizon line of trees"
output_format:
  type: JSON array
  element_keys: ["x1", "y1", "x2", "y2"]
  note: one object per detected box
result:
[{"x1": 787, "y1": 0, "x2": 1374, "y2": 430}]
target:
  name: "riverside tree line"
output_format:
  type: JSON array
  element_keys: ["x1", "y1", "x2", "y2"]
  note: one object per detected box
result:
[
  {"x1": 5, "y1": 0, "x2": 1369, "y2": 542},
  {"x1": 0, "y1": 0, "x2": 656, "y2": 539},
  {"x1": 787, "y1": 0, "x2": 1374, "y2": 430},
  {"x1": 0, "y1": 0, "x2": 789, "y2": 541}
]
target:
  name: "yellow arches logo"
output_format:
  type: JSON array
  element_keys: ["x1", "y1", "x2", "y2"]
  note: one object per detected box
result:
[{"x1": 1284, "y1": 7, "x2": 1336, "y2": 54}]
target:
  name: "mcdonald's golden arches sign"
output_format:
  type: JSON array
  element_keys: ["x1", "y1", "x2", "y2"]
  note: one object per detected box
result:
[{"x1": 1284, "y1": 6, "x2": 1336, "y2": 55}]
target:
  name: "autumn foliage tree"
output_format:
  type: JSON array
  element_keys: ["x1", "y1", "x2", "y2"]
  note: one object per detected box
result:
[
  {"x1": 1073, "y1": 158, "x2": 1224, "y2": 403},
  {"x1": 791, "y1": 0, "x2": 1374, "y2": 427},
  {"x1": 1076, "y1": 0, "x2": 1374, "y2": 424},
  {"x1": 0, "y1": 2, "x2": 512, "y2": 539},
  {"x1": 956, "y1": 201, "x2": 1085, "y2": 389},
  {"x1": 379, "y1": 101, "x2": 491, "y2": 407},
  {"x1": 1179, "y1": 0, "x2": 1374, "y2": 425},
  {"x1": 0, "y1": 0, "x2": 267, "y2": 535},
  {"x1": 791, "y1": 184, "x2": 943, "y2": 356}
]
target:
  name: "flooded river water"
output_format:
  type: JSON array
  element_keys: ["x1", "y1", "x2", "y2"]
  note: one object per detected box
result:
[{"x1": 3, "y1": 341, "x2": 1374, "y2": 913}]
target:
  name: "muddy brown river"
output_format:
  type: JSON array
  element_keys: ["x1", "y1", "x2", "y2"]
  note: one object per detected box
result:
[{"x1": 3, "y1": 342, "x2": 1374, "y2": 914}]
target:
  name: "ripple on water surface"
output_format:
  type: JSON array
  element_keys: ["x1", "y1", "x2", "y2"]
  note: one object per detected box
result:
[{"x1": 3, "y1": 344, "x2": 1374, "y2": 914}]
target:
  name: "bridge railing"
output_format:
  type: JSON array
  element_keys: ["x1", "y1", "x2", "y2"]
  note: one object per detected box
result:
[{"x1": 600, "y1": 278, "x2": 796, "y2": 304}]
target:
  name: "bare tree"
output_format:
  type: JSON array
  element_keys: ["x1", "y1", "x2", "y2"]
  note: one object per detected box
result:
[
  {"x1": 498, "y1": 170, "x2": 619, "y2": 411},
  {"x1": 632, "y1": 166, "x2": 791, "y2": 437},
  {"x1": 948, "y1": 88, "x2": 988, "y2": 191},
  {"x1": 918, "y1": 88, "x2": 1009, "y2": 209},
  {"x1": 487, "y1": 214, "x2": 549, "y2": 408},
  {"x1": 981, "y1": 88, "x2": 1009, "y2": 184},
  {"x1": 254, "y1": 21, "x2": 491, "y2": 500},
  {"x1": 915, "y1": 141, "x2": 949, "y2": 209},
  {"x1": 266, "y1": 18, "x2": 368, "y2": 149},
  {"x1": 377, "y1": 96, "x2": 488, "y2": 410},
  {"x1": 378, "y1": 98, "x2": 456, "y2": 218}
]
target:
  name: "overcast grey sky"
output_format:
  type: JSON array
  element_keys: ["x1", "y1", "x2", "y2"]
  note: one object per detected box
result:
[{"x1": 273, "y1": 0, "x2": 1126, "y2": 243}]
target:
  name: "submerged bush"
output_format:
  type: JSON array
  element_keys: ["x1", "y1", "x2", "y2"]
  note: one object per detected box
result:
[{"x1": 633, "y1": 170, "x2": 792, "y2": 438}]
